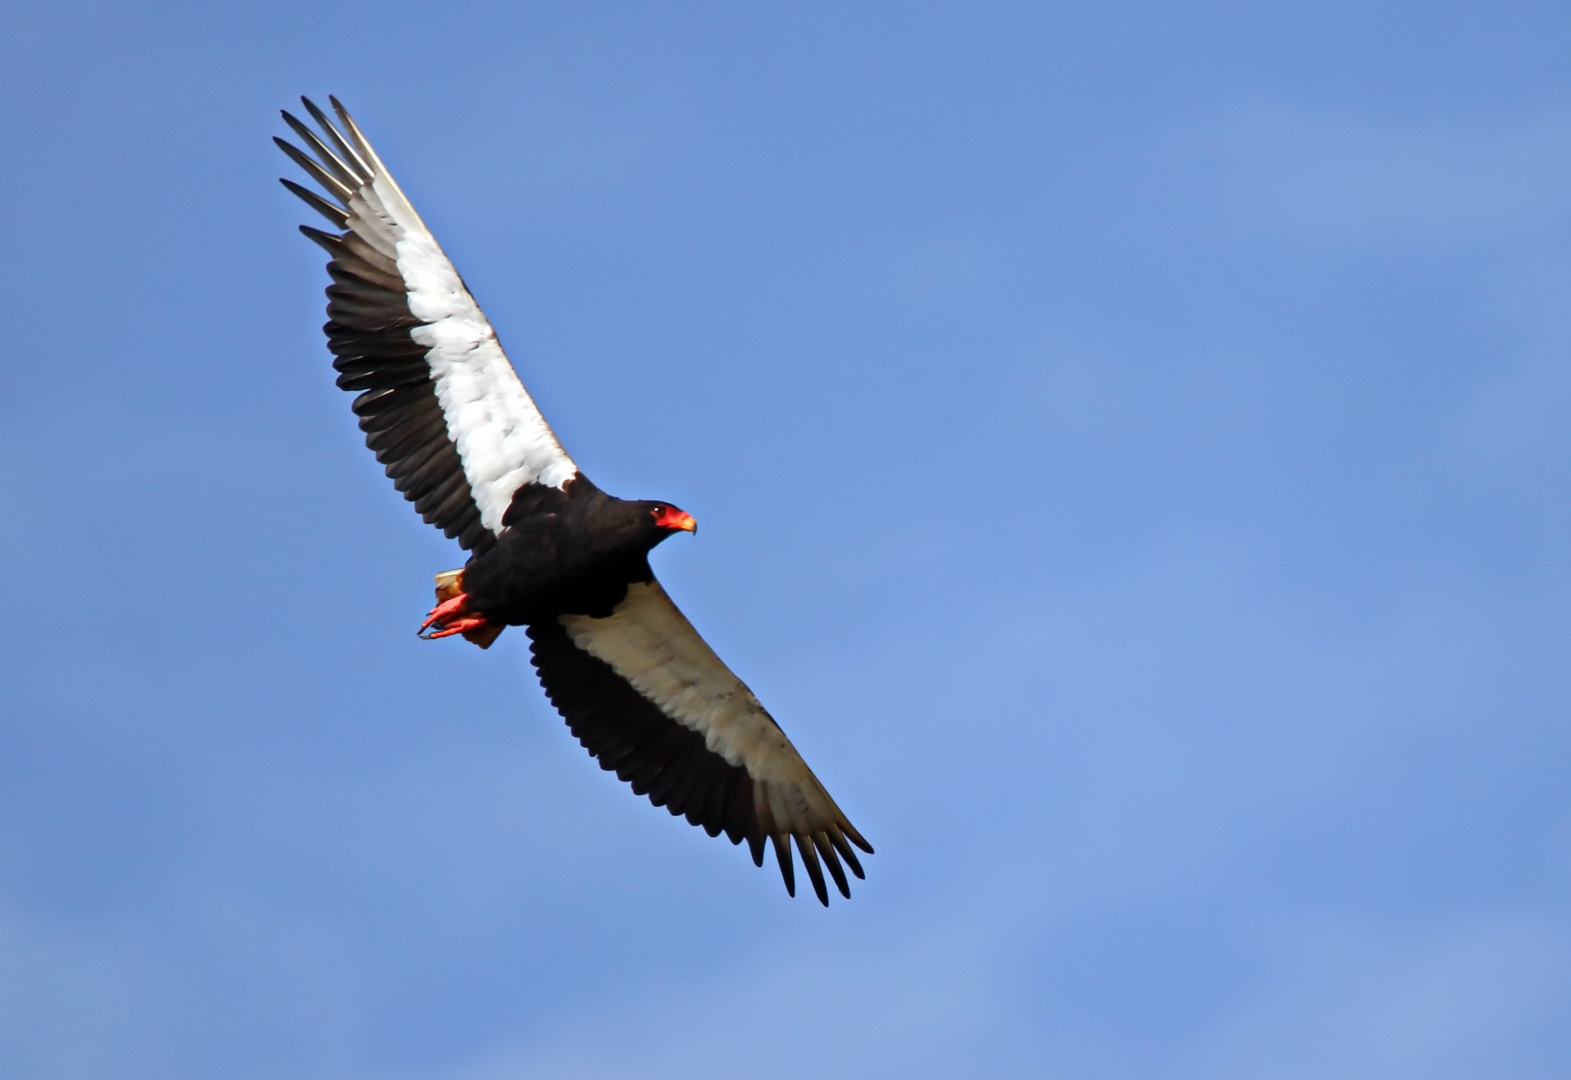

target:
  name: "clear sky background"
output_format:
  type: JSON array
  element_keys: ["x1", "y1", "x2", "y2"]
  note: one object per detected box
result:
[{"x1": 2, "y1": 2, "x2": 1569, "y2": 1077}]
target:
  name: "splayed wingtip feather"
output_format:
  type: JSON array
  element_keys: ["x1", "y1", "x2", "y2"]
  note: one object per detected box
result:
[
  {"x1": 794, "y1": 833, "x2": 829, "y2": 906},
  {"x1": 300, "y1": 96, "x2": 374, "y2": 181},
  {"x1": 813, "y1": 832, "x2": 851, "y2": 899},
  {"x1": 770, "y1": 834, "x2": 795, "y2": 897},
  {"x1": 280, "y1": 110, "x2": 360, "y2": 189}
]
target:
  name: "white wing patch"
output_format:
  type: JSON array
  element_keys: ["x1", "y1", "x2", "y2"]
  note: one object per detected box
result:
[
  {"x1": 560, "y1": 581, "x2": 795, "y2": 780},
  {"x1": 342, "y1": 132, "x2": 577, "y2": 533},
  {"x1": 559, "y1": 580, "x2": 850, "y2": 836}
]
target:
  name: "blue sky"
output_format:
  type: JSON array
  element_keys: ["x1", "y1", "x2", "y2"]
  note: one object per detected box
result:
[{"x1": 2, "y1": 2, "x2": 1569, "y2": 1076}]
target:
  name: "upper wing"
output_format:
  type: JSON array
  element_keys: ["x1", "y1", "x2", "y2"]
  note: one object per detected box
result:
[
  {"x1": 276, "y1": 97, "x2": 577, "y2": 553},
  {"x1": 527, "y1": 579, "x2": 873, "y2": 905}
]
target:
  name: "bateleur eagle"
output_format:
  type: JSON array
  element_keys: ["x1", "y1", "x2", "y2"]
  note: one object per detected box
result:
[{"x1": 276, "y1": 97, "x2": 871, "y2": 904}]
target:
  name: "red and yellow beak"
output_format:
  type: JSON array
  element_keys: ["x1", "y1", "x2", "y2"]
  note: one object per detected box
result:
[{"x1": 652, "y1": 506, "x2": 697, "y2": 533}]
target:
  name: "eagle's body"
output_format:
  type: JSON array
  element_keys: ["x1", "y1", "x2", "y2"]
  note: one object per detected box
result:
[{"x1": 462, "y1": 477, "x2": 672, "y2": 625}]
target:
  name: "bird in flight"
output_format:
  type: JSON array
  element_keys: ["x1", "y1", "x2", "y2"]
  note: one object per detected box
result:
[{"x1": 276, "y1": 97, "x2": 871, "y2": 904}]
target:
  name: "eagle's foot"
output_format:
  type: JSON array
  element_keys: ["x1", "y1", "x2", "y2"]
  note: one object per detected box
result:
[
  {"x1": 419, "y1": 571, "x2": 504, "y2": 648},
  {"x1": 419, "y1": 594, "x2": 483, "y2": 638}
]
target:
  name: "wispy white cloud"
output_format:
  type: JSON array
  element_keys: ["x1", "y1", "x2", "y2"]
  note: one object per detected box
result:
[
  {"x1": 1177, "y1": 101, "x2": 1571, "y2": 244},
  {"x1": 1191, "y1": 911, "x2": 1571, "y2": 1080},
  {"x1": 0, "y1": 911, "x2": 177, "y2": 1079}
]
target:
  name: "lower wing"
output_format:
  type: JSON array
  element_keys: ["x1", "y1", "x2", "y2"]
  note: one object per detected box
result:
[{"x1": 527, "y1": 579, "x2": 872, "y2": 905}]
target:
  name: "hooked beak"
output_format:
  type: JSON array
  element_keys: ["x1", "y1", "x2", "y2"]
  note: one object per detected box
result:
[{"x1": 653, "y1": 506, "x2": 697, "y2": 533}]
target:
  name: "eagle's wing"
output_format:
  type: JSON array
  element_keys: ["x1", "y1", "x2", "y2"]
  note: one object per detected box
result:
[
  {"x1": 528, "y1": 579, "x2": 872, "y2": 904},
  {"x1": 277, "y1": 97, "x2": 576, "y2": 553}
]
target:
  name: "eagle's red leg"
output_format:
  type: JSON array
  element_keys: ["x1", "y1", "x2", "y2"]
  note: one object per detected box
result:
[
  {"x1": 420, "y1": 571, "x2": 505, "y2": 649},
  {"x1": 419, "y1": 593, "x2": 472, "y2": 635}
]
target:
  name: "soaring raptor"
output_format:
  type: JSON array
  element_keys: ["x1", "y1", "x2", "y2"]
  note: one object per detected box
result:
[{"x1": 277, "y1": 97, "x2": 871, "y2": 905}]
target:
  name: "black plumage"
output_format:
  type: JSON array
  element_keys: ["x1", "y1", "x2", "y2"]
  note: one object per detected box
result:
[{"x1": 529, "y1": 617, "x2": 760, "y2": 846}]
